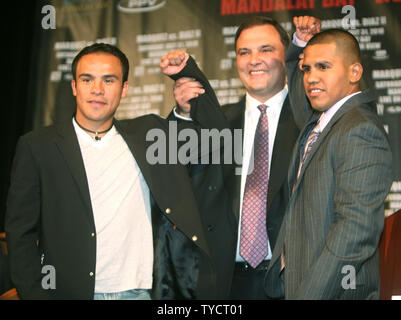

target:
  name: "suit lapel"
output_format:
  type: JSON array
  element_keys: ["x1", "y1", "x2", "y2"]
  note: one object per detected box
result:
[
  {"x1": 115, "y1": 118, "x2": 211, "y2": 256},
  {"x1": 295, "y1": 118, "x2": 329, "y2": 186},
  {"x1": 114, "y1": 119, "x2": 153, "y2": 189},
  {"x1": 224, "y1": 98, "x2": 245, "y2": 223},
  {"x1": 292, "y1": 90, "x2": 376, "y2": 193},
  {"x1": 288, "y1": 113, "x2": 320, "y2": 194},
  {"x1": 225, "y1": 95, "x2": 300, "y2": 220},
  {"x1": 268, "y1": 96, "x2": 296, "y2": 210},
  {"x1": 54, "y1": 120, "x2": 94, "y2": 225}
]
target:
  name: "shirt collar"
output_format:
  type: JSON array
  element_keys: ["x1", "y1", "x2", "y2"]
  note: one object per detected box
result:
[
  {"x1": 317, "y1": 91, "x2": 361, "y2": 132},
  {"x1": 245, "y1": 85, "x2": 288, "y2": 114}
]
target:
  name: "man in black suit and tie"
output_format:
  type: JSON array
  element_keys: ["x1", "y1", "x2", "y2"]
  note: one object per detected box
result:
[
  {"x1": 171, "y1": 16, "x2": 321, "y2": 299},
  {"x1": 5, "y1": 43, "x2": 226, "y2": 299}
]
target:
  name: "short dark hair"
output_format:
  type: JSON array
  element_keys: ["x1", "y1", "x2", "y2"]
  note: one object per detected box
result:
[
  {"x1": 234, "y1": 16, "x2": 290, "y2": 50},
  {"x1": 71, "y1": 43, "x2": 129, "y2": 83},
  {"x1": 306, "y1": 28, "x2": 361, "y2": 64}
]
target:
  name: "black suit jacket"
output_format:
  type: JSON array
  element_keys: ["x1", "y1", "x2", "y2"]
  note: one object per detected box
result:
[
  {"x1": 171, "y1": 57, "x2": 302, "y2": 298},
  {"x1": 222, "y1": 96, "x2": 300, "y2": 255},
  {"x1": 167, "y1": 58, "x2": 237, "y2": 299},
  {"x1": 5, "y1": 112, "x2": 219, "y2": 299}
]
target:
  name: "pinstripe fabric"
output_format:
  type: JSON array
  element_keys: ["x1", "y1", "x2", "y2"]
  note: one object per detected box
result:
[
  {"x1": 283, "y1": 93, "x2": 393, "y2": 299},
  {"x1": 264, "y1": 44, "x2": 394, "y2": 300},
  {"x1": 266, "y1": 89, "x2": 394, "y2": 300}
]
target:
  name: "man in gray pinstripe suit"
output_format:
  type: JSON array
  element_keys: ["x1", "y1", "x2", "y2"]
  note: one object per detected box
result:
[{"x1": 265, "y1": 25, "x2": 393, "y2": 299}]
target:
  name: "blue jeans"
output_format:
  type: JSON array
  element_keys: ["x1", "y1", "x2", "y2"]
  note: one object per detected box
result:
[{"x1": 94, "y1": 289, "x2": 151, "y2": 300}]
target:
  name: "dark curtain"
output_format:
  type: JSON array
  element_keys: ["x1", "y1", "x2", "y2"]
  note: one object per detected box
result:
[{"x1": 0, "y1": 2, "x2": 43, "y2": 232}]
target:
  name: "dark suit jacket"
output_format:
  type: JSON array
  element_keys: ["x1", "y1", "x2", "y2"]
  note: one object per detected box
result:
[
  {"x1": 5, "y1": 103, "x2": 225, "y2": 299},
  {"x1": 265, "y1": 44, "x2": 394, "y2": 300},
  {"x1": 223, "y1": 95, "x2": 300, "y2": 255},
  {"x1": 168, "y1": 58, "x2": 237, "y2": 299},
  {"x1": 173, "y1": 57, "x2": 301, "y2": 298}
]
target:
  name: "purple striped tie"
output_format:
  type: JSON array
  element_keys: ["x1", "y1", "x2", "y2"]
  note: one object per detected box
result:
[
  {"x1": 240, "y1": 104, "x2": 269, "y2": 268},
  {"x1": 297, "y1": 123, "x2": 321, "y2": 180}
]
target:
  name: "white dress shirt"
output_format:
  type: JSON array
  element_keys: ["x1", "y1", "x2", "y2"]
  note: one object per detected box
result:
[{"x1": 235, "y1": 87, "x2": 288, "y2": 262}]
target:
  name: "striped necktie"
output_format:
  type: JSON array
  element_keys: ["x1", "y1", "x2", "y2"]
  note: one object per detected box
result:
[{"x1": 297, "y1": 121, "x2": 321, "y2": 180}]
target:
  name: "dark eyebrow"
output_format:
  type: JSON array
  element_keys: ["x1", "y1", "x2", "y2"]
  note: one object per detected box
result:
[
  {"x1": 78, "y1": 73, "x2": 94, "y2": 78},
  {"x1": 301, "y1": 61, "x2": 333, "y2": 69},
  {"x1": 259, "y1": 45, "x2": 275, "y2": 50},
  {"x1": 237, "y1": 44, "x2": 275, "y2": 51},
  {"x1": 102, "y1": 74, "x2": 119, "y2": 79},
  {"x1": 315, "y1": 61, "x2": 333, "y2": 67},
  {"x1": 78, "y1": 74, "x2": 119, "y2": 79}
]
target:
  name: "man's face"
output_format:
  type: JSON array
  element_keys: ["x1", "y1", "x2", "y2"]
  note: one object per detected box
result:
[
  {"x1": 302, "y1": 42, "x2": 359, "y2": 112},
  {"x1": 71, "y1": 52, "x2": 128, "y2": 127},
  {"x1": 236, "y1": 24, "x2": 286, "y2": 102}
]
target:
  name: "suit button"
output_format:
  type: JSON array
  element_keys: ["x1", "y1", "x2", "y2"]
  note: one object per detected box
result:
[
  {"x1": 91, "y1": 233, "x2": 95, "y2": 237},
  {"x1": 165, "y1": 208, "x2": 171, "y2": 214},
  {"x1": 208, "y1": 185, "x2": 217, "y2": 191},
  {"x1": 207, "y1": 225, "x2": 214, "y2": 231},
  {"x1": 192, "y1": 235, "x2": 198, "y2": 242},
  {"x1": 89, "y1": 272, "x2": 94, "y2": 277}
]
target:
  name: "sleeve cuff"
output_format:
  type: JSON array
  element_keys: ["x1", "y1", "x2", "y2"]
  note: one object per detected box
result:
[
  {"x1": 173, "y1": 107, "x2": 193, "y2": 121},
  {"x1": 292, "y1": 32, "x2": 307, "y2": 48}
]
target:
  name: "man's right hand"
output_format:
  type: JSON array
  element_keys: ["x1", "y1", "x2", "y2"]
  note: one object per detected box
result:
[
  {"x1": 160, "y1": 49, "x2": 189, "y2": 76},
  {"x1": 293, "y1": 16, "x2": 321, "y2": 43},
  {"x1": 293, "y1": 16, "x2": 321, "y2": 71},
  {"x1": 174, "y1": 77, "x2": 205, "y2": 116}
]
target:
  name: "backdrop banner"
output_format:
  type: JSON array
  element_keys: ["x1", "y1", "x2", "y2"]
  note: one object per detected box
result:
[{"x1": 35, "y1": 0, "x2": 401, "y2": 215}]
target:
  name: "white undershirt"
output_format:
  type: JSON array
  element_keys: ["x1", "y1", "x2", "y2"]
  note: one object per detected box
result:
[
  {"x1": 235, "y1": 87, "x2": 288, "y2": 262},
  {"x1": 73, "y1": 118, "x2": 153, "y2": 293}
]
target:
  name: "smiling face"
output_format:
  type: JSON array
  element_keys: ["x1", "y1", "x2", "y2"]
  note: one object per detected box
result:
[
  {"x1": 71, "y1": 52, "x2": 128, "y2": 130},
  {"x1": 236, "y1": 24, "x2": 286, "y2": 103},
  {"x1": 302, "y1": 42, "x2": 362, "y2": 112}
]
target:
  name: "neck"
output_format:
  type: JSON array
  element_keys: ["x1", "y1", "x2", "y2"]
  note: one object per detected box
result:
[
  {"x1": 250, "y1": 86, "x2": 285, "y2": 104},
  {"x1": 74, "y1": 117, "x2": 114, "y2": 141},
  {"x1": 349, "y1": 86, "x2": 360, "y2": 95},
  {"x1": 249, "y1": 87, "x2": 284, "y2": 104},
  {"x1": 75, "y1": 115, "x2": 113, "y2": 131}
]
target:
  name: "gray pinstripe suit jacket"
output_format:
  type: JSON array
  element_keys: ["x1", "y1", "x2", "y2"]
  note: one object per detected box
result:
[{"x1": 265, "y1": 44, "x2": 393, "y2": 299}]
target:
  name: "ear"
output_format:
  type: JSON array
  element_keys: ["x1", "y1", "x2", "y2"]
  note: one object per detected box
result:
[
  {"x1": 121, "y1": 81, "x2": 129, "y2": 98},
  {"x1": 71, "y1": 80, "x2": 77, "y2": 96},
  {"x1": 349, "y1": 62, "x2": 363, "y2": 84},
  {"x1": 298, "y1": 52, "x2": 305, "y2": 71}
]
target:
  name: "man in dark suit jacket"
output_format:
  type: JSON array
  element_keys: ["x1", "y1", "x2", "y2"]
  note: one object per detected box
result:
[
  {"x1": 5, "y1": 43, "x2": 226, "y2": 300},
  {"x1": 265, "y1": 26, "x2": 393, "y2": 299},
  {"x1": 171, "y1": 16, "x2": 320, "y2": 299},
  {"x1": 161, "y1": 50, "x2": 236, "y2": 299}
]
